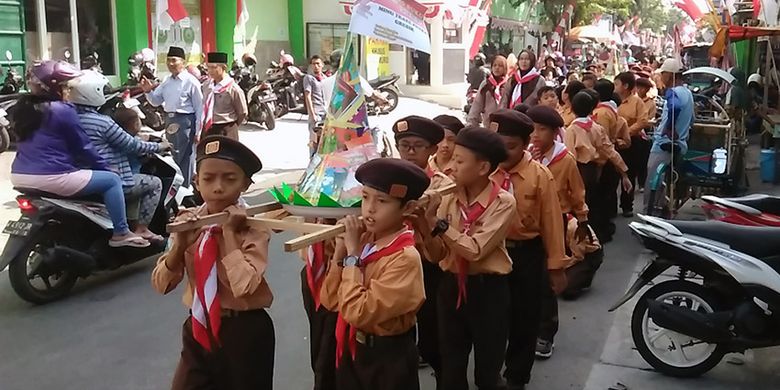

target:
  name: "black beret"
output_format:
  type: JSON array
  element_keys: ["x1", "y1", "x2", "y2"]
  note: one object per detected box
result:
[
  {"x1": 488, "y1": 109, "x2": 534, "y2": 138},
  {"x1": 527, "y1": 105, "x2": 564, "y2": 129},
  {"x1": 167, "y1": 46, "x2": 186, "y2": 59},
  {"x1": 433, "y1": 114, "x2": 465, "y2": 134},
  {"x1": 196, "y1": 136, "x2": 263, "y2": 178},
  {"x1": 455, "y1": 127, "x2": 508, "y2": 167},
  {"x1": 206, "y1": 52, "x2": 228, "y2": 64},
  {"x1": 355, "y1": 158, "x2": 430, "y2": 202},
  {"x1": 636, "y1": 77, "x2": 653, "y2": 88},
  {"x1": 393, "y1": 115, "x2": 445, "y2": 145},
  {"x1": 513, "y1": 103, "x2": 530, "y2": 114}
]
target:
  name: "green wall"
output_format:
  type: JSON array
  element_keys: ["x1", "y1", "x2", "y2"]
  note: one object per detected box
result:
[
  {"x1": 288, "y1": 0, "x2": 304, "y2": 61},
  {"x1": 115, "y1": 0, "x2": 150, "y2": 82},
  {"x1": 215, "y1": 0, "x2": 237, "y2": 63},
  {"x1": 246, "y1": 0, "x2": 289, "y2": 41},
  {"x1": 491, "y1": 0, "x2": 528, "y2": 19}
]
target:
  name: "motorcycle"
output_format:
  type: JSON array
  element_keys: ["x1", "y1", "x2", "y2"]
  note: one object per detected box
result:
[
  {"x1": 611, "y1": 214, "x2": 780, "y2": 378},
  {"x1": 0, "y1": 50, "x2": 24, "y2": 152},
  {"x1": 266, "y1": 61, "x2": 306, "y2": 118},
  {"x1": 365, "y1": 74, "x2": 400, "y2": 115},
  {"x1": 125, "y1": 49, "x2": 165, "y2": 131},
  {"x1": 232, "y1": 56, "x2": 277, "y2": 130},
  {"x1": 0, "y1": 148, "x2": 193, "y2": 304},
  {"x1": 701, "y1": 194, "x2": 780, "y2": 227}
]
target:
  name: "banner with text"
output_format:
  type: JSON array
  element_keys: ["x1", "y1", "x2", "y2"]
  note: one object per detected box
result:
[{"x1": 348, "y1": 0, "x2": 431, "y2": 53}]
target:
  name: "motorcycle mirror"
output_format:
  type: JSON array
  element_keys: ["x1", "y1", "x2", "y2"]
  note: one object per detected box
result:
[
  {"x1": 271, "y1": 61, "x2": 279, "y2": 68},
  {"x1": 4, "y1": 50, "x2": 11, "y2": 61},
  {"x1": 64, "y1": 50, "x2": 71, "y2": 60}
]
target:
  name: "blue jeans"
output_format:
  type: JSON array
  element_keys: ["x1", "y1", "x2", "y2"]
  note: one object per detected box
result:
[
  {"x1": 76, "y1": 171, "x2": 130, "y2": 235},
  {"x1": 166, "y1": 113, "x2": 197, "y2": 184}
]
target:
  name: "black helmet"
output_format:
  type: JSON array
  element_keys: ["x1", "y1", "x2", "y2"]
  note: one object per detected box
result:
[{"x1": 330, "y1": 49, "x2": 343, "y2": 68}]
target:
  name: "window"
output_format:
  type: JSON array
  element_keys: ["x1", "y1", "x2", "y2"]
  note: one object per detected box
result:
[
  {"x1": 45, "y1": 0, "x2": 73, "y2": 62},
  {"x1": 444, "y1": 27, "x2": 461, "y2": 44},
  {"x1": 76, "y1": 0, "x2": 116, "y2": 74},
  {"x1": 307, "y1": 23, "x2": 350, "y2": 61}
]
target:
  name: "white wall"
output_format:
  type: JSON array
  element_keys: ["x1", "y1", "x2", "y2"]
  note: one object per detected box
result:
[{"x1": 303, "y1": 0, "x2": 350, "y2": 24}]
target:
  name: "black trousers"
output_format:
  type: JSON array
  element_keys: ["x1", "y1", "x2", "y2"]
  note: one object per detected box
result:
[
  {"x1": 561, "y1": 248, "x2": 605, "y2": 300},
  {"x1": 504, "y1": 237, "x2": 547, "y2": 386},
  {"x1": 301, "y1": 268, "x2": 338, "y2": 390},
  {"x1": 620, "y1": 136, "x2": 651, "y2": 212},
  {"x1": 595, "y1": 162, "x2": 619, "y2": 241},
  {"x1": 172, "y1": 310, "x2": 275, "y2": 390},
  {"x1": 635, "y1": 135, "x2": 652, "y2": 191},
  {"x1": 417, "y1": 259, "x2": 443, "y2": 377},
  {"x1": 336, "y1": 329, "x2": 420, "y2": 390},
  {"x1": 438, "y1": 272, "x2": 509, "y2": 390}
]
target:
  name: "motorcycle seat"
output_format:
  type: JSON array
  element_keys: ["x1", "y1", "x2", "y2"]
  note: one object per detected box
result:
[
  {"x1": 667, "y1": 220, "x2": 780, "y2": 266},
  {"x1": 720, "y1": 194, "x2": 780, "y2": 216},
  {"x1": 368, "y1": 75, "x2": 396, "y2": 87},
  {"x1": 14, "y1": 187, "x2": 104, "y2": 203}
]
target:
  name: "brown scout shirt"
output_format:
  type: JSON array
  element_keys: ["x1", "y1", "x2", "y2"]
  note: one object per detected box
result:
[
  {"x1": 422, "y1": 181, "x2": 516, "y2": 275},
  {"x1": 642, "y1": 96, "x2": 657, "y2": 124},
  {"x1": 319, "y1": 229, "x2": 425, "y2": 336},
  {"x1": 201, "y1": 80, "x2": 249, "y2": 125},
  {"x1": 491, "y1": 151, "x2": 567, "y2": 270},
  {"x1": 559, "y1": 105, "x2": 575, "y2": 128},
  {"x1": 618, "y1": 93, "x2": 650, "y2": 137},
  {"x1": 542, "y1": 147, "x2": 589, "y2": 222},
  {"x1": 428, "y1": 155, "x2": 455, "y2": 177},
  {"x1": 564, "y1": 120, "x2": 628, "y2": 173},
  {"x1": 594, "y1": 104, "x2": 631, "y2": 149},
  {"x1": 151, "y1": 206, "x2": 273, "y2": 310}
]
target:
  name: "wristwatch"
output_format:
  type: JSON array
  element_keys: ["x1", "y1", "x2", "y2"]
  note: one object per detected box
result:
[
  {"x1": 342, "y1": 255, "x2": 360, "y2": 267},
  {"x1": 431, "y1": 218, "x2": 450, "y2": 237}
]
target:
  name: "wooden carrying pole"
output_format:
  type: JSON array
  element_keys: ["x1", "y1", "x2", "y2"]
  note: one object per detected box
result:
[
  {"x1": 282, "y1": 183, "x2": 456, "y2": 252},
  {"x1": 166, "y1": 201, "x2": 283, "y2": 233}
]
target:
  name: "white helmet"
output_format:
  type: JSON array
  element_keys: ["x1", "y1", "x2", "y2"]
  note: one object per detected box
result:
[
  {"x1": 748, "y1": 73, "x2": 763, "y2": 86},
  {"x1": 68, "y1": 70, "x2": 109, "y2": 107}
]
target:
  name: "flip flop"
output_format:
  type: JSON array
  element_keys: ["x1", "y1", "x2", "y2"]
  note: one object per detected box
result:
[
  {"x1": 109, "y1": 235, "x2": 151, "y2": 248},
  {"x1": 138, "y1": 232, "x2": 165, "y2": 243}
]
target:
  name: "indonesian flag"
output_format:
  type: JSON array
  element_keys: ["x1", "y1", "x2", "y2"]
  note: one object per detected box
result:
[
  {"x1": 156, "y1": 0, "x2": 188, "y2": 31},
  {"x1": 673, "y1": 0, "x2": 710, "y2": 21},
  {"x1": 238, "y1": 0, "x2": 249, "y2": 26},
  {"x1": 754, "y1": 0, "x2": 779, "y2": 26}
]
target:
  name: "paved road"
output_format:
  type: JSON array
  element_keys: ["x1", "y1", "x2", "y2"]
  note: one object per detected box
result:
[{"x1": 0, "y1": 98, "x2": 776, "y2": 389}]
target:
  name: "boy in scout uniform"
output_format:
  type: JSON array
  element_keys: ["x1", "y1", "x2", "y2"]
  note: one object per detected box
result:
[
  {"x1": 614, "y1": 72, "x2": 651, "y2": 217},
  {"x1": 392, "y1": 115, "x2": 452, "y2": 382},
  {"x1": 416, "y1": 127, "x2": 516, "y2": 390},
  {"x1": 635, "y1": 76, "x2": 657, "y2": 192},
  {"x1": 319, "y1": 158, "x2": 429, "y2": 390},
  {"x1": 430, "y1": 114, "x2": 465, "y2": 177},
  {"x1": 526, "y1": 105, "x2": 589, "y2": 359},
  {"x1": 201, "y1": 52, "x2": 248, "y2": 141},
  {"x1": 487, "y1": 109, "x2": 566, "y2": 389},
  {"x1": 151, "y1": 136, "x2": 273, "y2": 389}
]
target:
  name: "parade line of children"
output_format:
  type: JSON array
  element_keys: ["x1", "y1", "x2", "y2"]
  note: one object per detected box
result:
[{"x1": 150, "y1": 70, "x2": 654, "y2": 389}]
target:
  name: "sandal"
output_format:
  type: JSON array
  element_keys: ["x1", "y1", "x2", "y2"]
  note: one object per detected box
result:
[
  {"x1": 138, "y1": 232, "x2": 165, "y2": 243},
  {"x1": 109, "y1": 235, "x2": 151, "y2": 248}
]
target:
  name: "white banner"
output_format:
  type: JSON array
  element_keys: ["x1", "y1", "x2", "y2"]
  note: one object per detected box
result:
[{"x1": 348, "y1": 0, "x2": 431, "y2": 53}]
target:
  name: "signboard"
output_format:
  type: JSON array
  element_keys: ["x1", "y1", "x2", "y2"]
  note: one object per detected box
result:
[
  {"x1": 348, "y1": 0, "x2": 431, "y2": 53},
  {"x1": 365, "y1": 38, "x2": 390, "y2": 79}
]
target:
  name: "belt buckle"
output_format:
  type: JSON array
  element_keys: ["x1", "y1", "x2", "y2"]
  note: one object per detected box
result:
[{"x1": 355, "y1": 330, "x2": 367, "y2": 345}]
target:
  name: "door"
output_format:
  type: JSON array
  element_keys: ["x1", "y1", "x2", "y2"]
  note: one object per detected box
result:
[{"x1": 0, "y1": 0, "x2": 26, "y2": 75}]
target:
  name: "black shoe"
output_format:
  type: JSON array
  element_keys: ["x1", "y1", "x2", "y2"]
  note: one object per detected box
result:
[
  {"x1": 417, "y1": 356, "x2": 429, "y2": 368},
  {"x1": 622, "y1": 210, "x2": 634, "y2": 218},
  {"x1": 535, "y1": 338, "x2": 554, "y2": 359}
]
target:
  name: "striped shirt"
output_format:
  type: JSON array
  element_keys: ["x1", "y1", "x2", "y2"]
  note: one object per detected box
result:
[{"x1": 77, "y1": 106, "x2": 162, "y2": 187}]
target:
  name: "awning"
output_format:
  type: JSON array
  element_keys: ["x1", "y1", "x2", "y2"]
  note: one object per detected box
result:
[{"x1": 489, "y1": 16, "x2": 526, "y2": 33}]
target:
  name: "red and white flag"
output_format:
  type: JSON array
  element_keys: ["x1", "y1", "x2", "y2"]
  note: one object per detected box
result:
[
  {"x1": 156, "y1": 0, "x2": 188, "y2": 31},
  {"x1": 237, "y1": 0, "x2": 250, "y2": 26}
]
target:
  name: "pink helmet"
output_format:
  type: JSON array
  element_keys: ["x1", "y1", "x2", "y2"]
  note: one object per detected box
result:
[
  {"x1": 28, "y1": 60, "x2": 82, "y2": 96},
  {"x1": 279, "y1": 50, "x2": 294, "y2": 66}
]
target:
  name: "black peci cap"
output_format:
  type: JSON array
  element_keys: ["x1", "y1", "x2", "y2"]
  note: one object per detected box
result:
[
  {"x1": 206, "y1": 52, "x2": 228, "y2": 64},
  {"x1": 393, "y1": 115, "x2": 445, "y2": 145},
  {"x1": 455, "y1": 126, "x2": 508, "y2": 168},
  {"x1": 488, "y1": 109, "x2": 534, "y2": 139},
  {"x1": 355, "y1": 158, "x2": 430, "y2": 202},
  {"x1": 196, "y1": 136, "x2": 263, "y2": 178},
  {"x1": 167, "y1": 46, "x2": 186, "y2": 59},
  {"x1": 433, "y1": 114, "x2": 465, "y2": 135},
  {"x1": 527, "y1": 105, "x2": 564, "y2": 129}
]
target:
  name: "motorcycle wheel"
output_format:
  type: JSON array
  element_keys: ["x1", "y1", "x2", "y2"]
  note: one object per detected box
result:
[
  {"x1": 8, "y1": 232, "x2": 78, "y2": 304},
  {"x1": 274, "y1": 101, "x2": 288, "y2": 119},
  {"x1": 382, "y1": 88, "x2": 399, "y2": 112},
  {"x1": 262, "y1": 103, "x2": 276, "y2": 130},
  {"x1": 631, "y1": 280, "x2": 727, "y2": 378},
  {"x1": 247, "y1": 101, "x2": 263, "y2": 123},
  {"x1": 0, "y1": 125, "x2": 10, "y2": 153}
]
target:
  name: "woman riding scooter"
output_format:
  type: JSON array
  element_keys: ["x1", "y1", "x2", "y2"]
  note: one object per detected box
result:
[
  {"x1": 70, "y1": 70, "x2": 170, "y2": 243},
  {"x1": 10, "y1": 61, "x2": 149, "y2": 248}
]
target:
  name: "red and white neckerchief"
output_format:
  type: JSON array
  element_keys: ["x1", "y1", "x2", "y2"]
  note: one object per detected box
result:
[
  {"x1": 536, "y1": 141, "x2": 569, "y2": 167},
  {"x1": 487, "y1": 73, "x2": 507, "y2": 103},
  {"x1": 201, "y1": 76, "x2": 235, "y2": 139},
  {"x1": 425, "y1": 165, "x2": 435, "y2": 178},
  {"x1": 498, "y1": 169, "x2": 513, "y2": 194},
  {"x1": 192, "y1": 225, "x2": 222, "y2": 352},
  {"x1": 511, "y1": 68, "x2": 540, "y2": 108},
  {"x1": 573, "y1": 117, "x2": 594, "y2": 132},
  {"x1": 593, "y1": 101, "x2": 618, "y2": 121},
  {"x1": 455, "y1": 182, "x2": 500, "y2": 308},
  {"x1": 335, "y1": 230, "x2": 415, "y2": 368},
  {"x1": 305, "y1": 242, "x2": 327, "y2": 310}
]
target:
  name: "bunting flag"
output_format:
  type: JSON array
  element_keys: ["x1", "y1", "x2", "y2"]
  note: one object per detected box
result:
[
  {"x1": 156, "y1": 0, "x2": 188, "y2": 31},
  {"x1": 237, "y1": 0, "x2": 249, "y2": 26},
  {"x1": 673, "y1": 0, "x2": 709, "y2": 21},
  {"x1": 549, "y1": 1, "x2": 575, "y2": 50}
]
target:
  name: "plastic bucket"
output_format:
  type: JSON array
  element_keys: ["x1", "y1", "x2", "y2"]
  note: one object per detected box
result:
[{"x1": 761, "y1": 149, "x2": 775, "y2": 182}]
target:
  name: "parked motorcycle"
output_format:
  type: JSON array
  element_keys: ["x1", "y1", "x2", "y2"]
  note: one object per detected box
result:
[
  {"x1": 701, "y1": 194, "x2": 780, "y2": 227},
  {"x1": 611, "y1": 214, "x2": 780, "y2": 377},
  {"x1": 232, "y1": 55, "x2": 277, "y2": 130},
  {"x1": 0, "y1": 148, "x2": 192, "y2": 304},
  {"x1": 125, "y1": 49, "x2": 165, "y2": 130},
  {"x1": 0, "y1": 50, "x2": 25, "y2": 152},
  {"x1": 266, "y1": 61, "x2": 306, "y2": 118},
  {"x1": 365, "y1": 73, "x2": 400, "y2": 115}
]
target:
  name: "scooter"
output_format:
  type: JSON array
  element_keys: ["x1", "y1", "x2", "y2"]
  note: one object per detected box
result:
[
  {"x1": 232, "y1": 56, "x2": 277, "y2": 130},
  {"x1": 611, "y1": 214, "x2": 780, "y2": 378},
  {"x1": 266, "y1": 61, "x2": 306, "y2": 118},
  {"x1": 366, "y1": 74, "x2": 400, "y2": 115},
  {"x1": 0, "y1": 150, "x2": 192, "y2": 304},
  {"x1": 701, "y1": 194, "x2": 780, "y2": 227}
]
